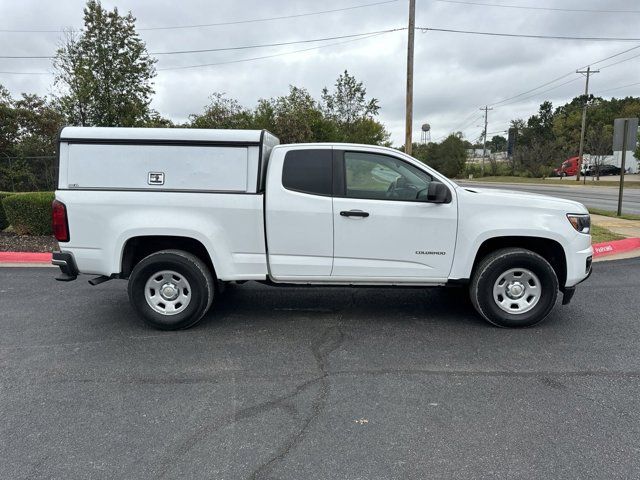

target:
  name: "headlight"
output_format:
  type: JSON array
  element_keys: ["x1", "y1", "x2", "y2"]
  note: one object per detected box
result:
[{"x1": 567, "y1": 214, "x2": 590, "y2": 234}]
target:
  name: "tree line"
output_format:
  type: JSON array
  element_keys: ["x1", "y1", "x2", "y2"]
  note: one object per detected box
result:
[
  {"x1": 503, "y1": 97, "x2": 640, "y2": 178},
  {"x1": 1, "y1": 0, "x2": 639, "y2": 192}
]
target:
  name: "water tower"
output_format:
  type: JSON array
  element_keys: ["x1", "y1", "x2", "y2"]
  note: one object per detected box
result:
[{"x1": 420, "y1": 123, "x2": 431, "y2": 143}]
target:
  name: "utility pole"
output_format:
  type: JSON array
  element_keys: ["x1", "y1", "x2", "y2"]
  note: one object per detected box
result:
[
  {"x1": 576, "y1": 66, "x2": 599, "y2": 181},
  {"x1": 480, "y1": 105, "x2": 492, "y2": 176},
  {"x1": 405, "y1": 0, "x2": 416, "y2": 155}
]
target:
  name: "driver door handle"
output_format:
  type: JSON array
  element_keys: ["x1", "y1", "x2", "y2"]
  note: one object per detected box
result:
[{"x1": 340, "y1": 210, "x2": 369, "y2": 218}]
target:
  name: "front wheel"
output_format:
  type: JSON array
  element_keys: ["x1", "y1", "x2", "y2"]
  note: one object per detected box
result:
[
  {"x1": 470, "y1": 248, "x2": 559, "y2": 328},
  {"x1": 128, "y1": 250, "x2": 214, "y2": 330}
]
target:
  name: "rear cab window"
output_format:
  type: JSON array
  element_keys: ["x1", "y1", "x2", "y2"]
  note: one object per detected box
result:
[{"x1": 282, "y1": 149, "x2": 332, "y2": 196}]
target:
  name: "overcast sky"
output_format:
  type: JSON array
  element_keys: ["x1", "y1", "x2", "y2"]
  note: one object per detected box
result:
[{"x1": 1, "y1": 0, "x2": 639, "y2": 145}]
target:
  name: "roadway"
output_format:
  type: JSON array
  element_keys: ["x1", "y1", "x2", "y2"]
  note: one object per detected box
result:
[
  {"x1": 458, "y1": 181, "x2": 640, "y2": 215},
  {"x1": 2, "y1": 261, "x2": 640, "y2": 479}
]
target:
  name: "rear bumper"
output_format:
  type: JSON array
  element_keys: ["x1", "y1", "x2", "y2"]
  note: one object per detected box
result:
[{"x1": 52, "y1": 251, "x2": 79, "y2": 281}]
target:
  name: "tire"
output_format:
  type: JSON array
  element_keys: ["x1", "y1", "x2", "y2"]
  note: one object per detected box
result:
[
  {"x1": 127, "y1": 249, "x2": 214, "y2": 330},
  {"x1": 470, "y1": 248, "x2": 558, "y2": 328}
]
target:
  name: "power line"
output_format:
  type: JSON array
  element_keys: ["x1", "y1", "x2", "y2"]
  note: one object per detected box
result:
[
  {"x1": 433, "y1": 0, "x2": 640, "y2": 14},
  {"x1": 141, "y1": 0, "x2": 400, "y2": 31},
  {"x1": 434, "y1": 41, "x2": 640, "y2": 141},
  {"x1": 599, "y1": 51, "x2": 640, "y2": 70},
  {"x1": 154, "y1": 29, "x2": 404, "y2": 55},
  {"x1": 489, "y1": 72, "x2": 574, "y2": 107},
  {"x1": 436, "y1": 42, "x2": 640, "y2": 137},
  {"x1": 0, "y1": 0, "x2": 399, "y2": 33},
  {"x1": 432, "y1": 111, "x2": 478, "y2": 142},
  {"x1": 459, "y1": 114, "x2": 484, "y2": 131},
  {"x1": 578, "y1": 44, "x2": 640, "y2": 70},
  {"x1": 417, "y1": 27, "x2": 640, "y2": 42},
  {"x1": 488, "y1": 44, "x2": 640, "y2": 108},
  {"x1": 445, "y1": 114, "x2": 484, "y2": 140},
  {"x1": 0, "y1": 27, "x2": 405, "y2": 59},
  {"x1": 451, "y1": 111, "x2": 482, "y2": 131},
  {"x1": 0, "y1": 31, "x2": 396, "y2": 75},
  {"x1": 594, "y1": 81, "x2": 640, "y2": 95},
  {"x1": 158, "y1": 32, "x2": 393, "y2": 71},
  {"x1": 0, "y1": 70, "x2": 52, "y2": 75},
  {"x1": 7, "y1": 25, "x2": 640, "y2": 60},
  {"x1": 497, "y1": 77, "x2": 582, "y2": 108}
]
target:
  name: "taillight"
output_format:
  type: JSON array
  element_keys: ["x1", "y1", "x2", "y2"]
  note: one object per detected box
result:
[{"x1": 52, "y1": 200, "x2": 69, "y2": 242}]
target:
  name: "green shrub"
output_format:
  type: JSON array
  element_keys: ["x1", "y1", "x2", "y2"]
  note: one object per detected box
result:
[
  {"x1": 2, "y1": 192, "x2": 55, "y2": 235},
  {"x1": 0, "y1": 191, "x2": 14, "y2": 230}
]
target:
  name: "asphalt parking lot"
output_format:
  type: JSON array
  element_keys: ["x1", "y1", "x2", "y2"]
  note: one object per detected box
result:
[{"x1": 1, "y1": 260, "x2": 640, "y2": 479}]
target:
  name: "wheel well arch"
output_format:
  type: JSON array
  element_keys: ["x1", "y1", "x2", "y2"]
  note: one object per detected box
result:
[
  {"x1": 120, "y1": 235, "x2": 216, "y2": 279},
  {"x1": 471, "y1": 236, "x2": 567, "y2": 287}
]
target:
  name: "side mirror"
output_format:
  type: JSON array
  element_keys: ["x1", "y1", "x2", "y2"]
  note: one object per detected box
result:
[{"x1": 418, "y1": 181, "x2": 449, "y2": 203}]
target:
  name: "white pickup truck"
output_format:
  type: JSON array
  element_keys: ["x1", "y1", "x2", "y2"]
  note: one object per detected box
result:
[{"x1": 52, "y1": 127, "x2": 593, "y2": 329}]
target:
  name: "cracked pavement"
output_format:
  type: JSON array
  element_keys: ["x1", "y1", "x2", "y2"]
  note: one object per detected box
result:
[{"x1": 1, "y1": 259, "x2": 640, "y2": 479}]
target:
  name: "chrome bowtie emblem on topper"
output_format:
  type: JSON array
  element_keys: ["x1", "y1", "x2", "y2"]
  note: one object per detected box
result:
[{"x1": 148, "y1": 172, "x2": 165, "y2": 185}]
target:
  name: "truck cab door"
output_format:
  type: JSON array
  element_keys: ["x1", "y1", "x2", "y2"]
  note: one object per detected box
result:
[
  {"x1": 331, "y1": 149, "x2": 457, "y2": 282},
  {"x1": 265, "y1": 147, "x2": 334, "y2": 280}
]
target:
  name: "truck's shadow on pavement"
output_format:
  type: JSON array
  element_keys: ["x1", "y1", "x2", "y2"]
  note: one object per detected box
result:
[{"x1": 196, "y1": 282, "x2": 489, "y2": 330}]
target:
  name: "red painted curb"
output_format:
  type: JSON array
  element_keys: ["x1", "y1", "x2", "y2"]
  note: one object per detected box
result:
[
  {"x1": 592, "y1": 238, "x2": 640, "y2": 257},
  {"x1": 0, "y1": 239, "x2": 639, "y2": 264},
  {"x1": 0, "y1": 252, "x2": 52, "y2": 263}
]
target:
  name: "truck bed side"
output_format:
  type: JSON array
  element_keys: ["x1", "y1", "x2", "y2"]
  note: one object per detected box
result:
[{"x1": 56, "y1": 190, "x2": 268, "y2": 280}]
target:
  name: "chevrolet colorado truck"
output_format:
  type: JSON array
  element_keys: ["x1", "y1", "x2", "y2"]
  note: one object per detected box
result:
[{"x1": 52, "y1": 127, "x2": 593, "y2": 329}]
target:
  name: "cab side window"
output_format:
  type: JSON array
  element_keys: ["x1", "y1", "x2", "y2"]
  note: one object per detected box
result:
[
  {"x1": 344, "y1": 152, "x2": 431, "y2": 201},
  {"x1": 282, "y1": 149, "x2": 332, "y2": 195}
]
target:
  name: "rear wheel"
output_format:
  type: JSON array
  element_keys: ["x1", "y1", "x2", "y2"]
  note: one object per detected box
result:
[
  {"x1": 128, "y1": 249, "x2": 214, "y2": 330},
  {"x1": 470, "y1": 248, "x2": 558, "y2": 328}
]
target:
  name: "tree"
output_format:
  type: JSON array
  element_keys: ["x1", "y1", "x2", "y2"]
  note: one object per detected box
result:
[
  {"x1": 53, "y1": 0, "x2": 156, "y2": 127},
  {"x1": 515, "y1": 139, "x2": 561, "y2": 178},
  {"x1": 510, "y1": 102, "x2": 570, "y2": 177},
  {"x1": 189, "y1": 93, "x2": 253, "y2": 129},
  {"x1": 321, "y1": 70, "x2": 389, "y2": 144},
  {"x1": 436, "y1": 135, "x2": 467, "y2": 177},
  {"x1": 321, "y1": 70, "x2": 379, "y2": 123},
  {"x1": 0, "y1": 87, "x2": 64, "y2": 191},
  {"x1": 585, "y1": 124, "x2": 613, "y2": 180},
  {"x1": 412, "y1": 135, "x2": 466, "y2": 178},
  {"x1": 188, "y1": 72, "x2": 388, "y2": 145},
  {"x1": 488, "y1": 135, "x2": 507, "y2": 152},
  {"x1": 484, "y1": 135, "x2": 507, "y2": 175},
  {"x1": 264, "y1": 86, "x2": 336, "y2": 144},
  {"x1": 0, "y1": 86, "x2": 19, "y2": 155},
  {"x1": 139, "y1": 111, "x2": 174, "y2": 128}
]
